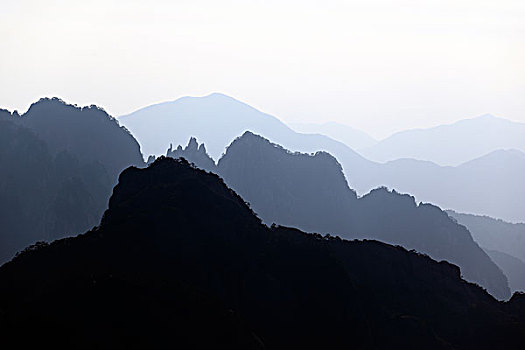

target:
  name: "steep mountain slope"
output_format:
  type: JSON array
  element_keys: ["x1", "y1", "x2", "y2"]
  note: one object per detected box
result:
[
  {"x1": 119, "y1": 93, "x2": 525, "y2": 222},
  {"x1": 447, "y1": 211, "x2": 525, "y2": 262},
  {"x1": 289, "y1": 121, "x2": 377, "y2": 149},
  {"x1": 485, "y1": 249, "x2": 525, "y2": 293},
  {"x1": 216, "y1": 132, "x2": 510, "y2": 299},
  {"x1": 448, "y1": 211, "x2": 525, "y2": 292},
  {"x1": 1, "y1": 157, "x2": 524, "y2": 349},
  {"x1": 8, "y1": 97, "x2": 144, "y2": 179},
  {"x1": 216, "y1": 133, "x2": 357, "y2": 234},
  {"x1": 0, "y1": 99, "x2": 144, "y2": 264},
  {"x1": 0, "y1": 120, "x2": 110, "y2": 263},
  {"x1": 360, "y1": 114, "x2": 525, "y2": 166}
]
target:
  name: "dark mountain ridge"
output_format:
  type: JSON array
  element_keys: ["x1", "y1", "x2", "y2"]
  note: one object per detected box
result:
[
  {"x1": 1, "y1": 157, "x2": 524, "y2": 349},
  {"x1": 166, "y1": 132, "x2": 510, "y2": 299}
]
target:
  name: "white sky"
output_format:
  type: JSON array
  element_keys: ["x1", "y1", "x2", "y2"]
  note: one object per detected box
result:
[{"x1": 1, "y1": 0, "x2": 524, "y2": 138}]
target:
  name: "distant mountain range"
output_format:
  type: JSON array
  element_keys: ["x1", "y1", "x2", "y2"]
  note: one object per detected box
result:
[
  {"x1": 119, "y1": 93, "x2": 368, "y2": 169},
  {"x1": 0, "y1": 98, "x2": 143, "y2": 263},
  {"x1": 369, "y1": 148, "x2": 525, "y2": 223},
  {"x1": 289, "y1": 121, "x2": 377, "y2": 149},
  {"x1": 119, "y1": 93, "x2": 525, "y2": 223},
  {"x1": 358, "y1": 114, "x2": 525, "y2": 166},
  {"x1": 1, "y1": 157, "x2": 524, "y2": 348},
  {"x1": 161, "y1": 132, "x2": 510, "y2": 299}
]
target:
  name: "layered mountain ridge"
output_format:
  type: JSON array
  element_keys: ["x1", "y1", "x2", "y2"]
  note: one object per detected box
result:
[
  {"x1": 360, "y1": 114, "x2": 525, "y2": 166},
  {"x1": 118, "y1": 93, "x2": 525, "y2": 222},
  {"x1": 165, "y1": 132, "x2": 511, "y2": 299},
  {"x1": 1, "y1": 157, "x2": 524, "y2": 349},
  {"x1": 448, "y1": 211, "x2": 525, "y2": 293}
]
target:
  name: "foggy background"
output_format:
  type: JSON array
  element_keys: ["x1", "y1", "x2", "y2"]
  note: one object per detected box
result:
[{"x1": 1, "y1": 0, "x2": 524, "y2": 138}]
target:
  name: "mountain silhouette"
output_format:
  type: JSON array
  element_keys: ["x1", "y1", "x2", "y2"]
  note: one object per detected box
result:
[
  {"x1": 0, "y1": 120, "x2": 110, "y2": 263},
  {"x1": 448, "y1": 211, "x2": 525, "y2": 293},
  {"x1": 0, "y1": 99, "x2": 144, "y2": 264},
  {"x1": 289, "y1": 121, "x2": 377, "y2": 149},
  {"x1": 214, "y1": 132, "x2": 510, "y2": 299},
  {"x1": 361, "y1": 148, "x2": 525, "y2": 223},
  {"x1": 9, "y1": 97, "x2": 143, "y2": 178},
  {"x1": 1, "y1": 157, "x2": 524, "y2": 349},
  {"x1": 165, "y1": 137, "x2": 217, "y2": 172},
  {"x1": 447, "y1": 211, "x2": 525, "y2": 262},
  {"x1": 118, "y1": 92, "x2": 368, "y2": 168},
  {"x1": 359, "y1": 114, "x2": 525, "y2": 166},
  {"x1": 217, "y1": 133, "x2": 356, "y2": 234},
  {"x1": 118, "y1": 93, "x2": 525, "y2": 222},
  {"x1": 484, "y1": 249, "x2": 525, "y2": 293}
]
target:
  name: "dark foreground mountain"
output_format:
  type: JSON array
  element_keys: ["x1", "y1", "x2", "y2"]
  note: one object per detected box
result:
[
  {"x1": 1, "y1": 157, "x2": 524, "y2": 349},
  {"x1": 0, "y1": 99, "x2": 143, "y2": 263},
  {"x1": 214, "y1": 132, "x2": 510, "y2": 299}
]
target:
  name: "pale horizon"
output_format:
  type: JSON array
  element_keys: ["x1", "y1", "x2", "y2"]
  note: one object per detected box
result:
[
  {"x1": 2, "y1": 0, "x2": 524, "y2": 138},
  {"x1": 4, "y1": 92, "x2": 523, "y2": 140}
]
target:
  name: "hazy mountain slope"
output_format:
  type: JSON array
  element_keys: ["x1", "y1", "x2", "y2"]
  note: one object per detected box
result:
[
  {"x1": 118, "y1": 93, "x2": 370, "y2": 173},
  {"x1": 289, "y1": 121, "x2": 377, "y2": 149},
  {"x1": 447, "y1": 211, "x2": 525, "y2": 262},
  {"x1": 360, "y1": 114, "x2": 525, "y2": 165},
  {"x1": 0, "y1": 99, "x2": 144, "y2": 264},
  {"x1": 120, "y1": 94, "x2": 525, "y2": 222},
  {"x1": 1, "y1": 157, "x2": 524, "y2": 349},
  {"x1": 217, "y1": 132, "x2": 357, "y2": 235},
  {"x1": 119, "y1": 93, "x2": 287, "y2": 159},
  {"x1": 217, "y1": 132, "x2": 510, "y2": 299},
  {"x1": 358, "y1": 149, "x2": 525, "y2": 223},
  {"x1": 12, "y1": 97, "x2": 144, "y2": 179},
  {"x1": 484, "y1": 249, "x2": 525, "y2": 293},
  {"x1": 0, "y1": 120, "x2": 110, "y2": 263}
]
